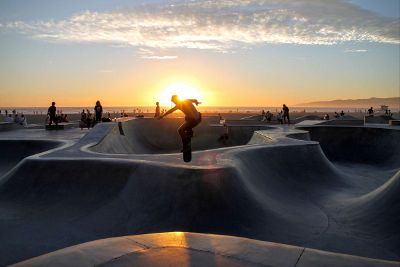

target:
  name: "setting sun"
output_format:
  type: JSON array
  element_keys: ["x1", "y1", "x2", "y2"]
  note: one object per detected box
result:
[{"x1": 158, "y1": 82, "x2": 203, "y2": 106}]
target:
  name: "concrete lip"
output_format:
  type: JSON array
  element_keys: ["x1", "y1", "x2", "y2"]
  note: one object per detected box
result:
[
  {"x1": 12, "y1": 232, "x2": 399, "y2": 267},
  {"x1": 89, "y1": 117, "x2": 276, "y2": 154},
  {"x1": 0, "y1": 117, "x2": 400, "y2": 265}
]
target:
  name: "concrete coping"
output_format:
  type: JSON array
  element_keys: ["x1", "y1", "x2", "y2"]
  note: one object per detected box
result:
[{"x1": 11, "y1": 232, "x2": 399, "y2": 267}]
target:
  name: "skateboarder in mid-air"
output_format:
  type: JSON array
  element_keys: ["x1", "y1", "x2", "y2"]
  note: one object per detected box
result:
[{"x1": 159, "y1": 95, "x2": 202, "y2": 162}]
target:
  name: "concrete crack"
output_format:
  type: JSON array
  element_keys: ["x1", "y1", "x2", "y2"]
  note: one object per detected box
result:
[{"x1": 293, "y1": 247, "x2": 305, "y2": 267}]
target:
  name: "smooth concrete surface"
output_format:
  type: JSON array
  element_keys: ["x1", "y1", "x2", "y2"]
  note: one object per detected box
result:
[
  {"x1": 0, "y1": 117, "x2": 399, "y2": 266},
  {"x1": 390, "y1": 120, "x2": 400, "y2": 126},
  {"x1": 0, "y1": 139, "x2": 65, "y2": 178},
  {"x1": 90, "y1": 117, "x2": 273, "y2": 154},
  {"x1": 0, "y1": 122, "x2": 24, "y2": 131},
  {"x1": 12, "y1": 232, "x2": 399, "y2": 267},
  {"x1": 364, "y1": 115, "x2": 394, "y2": 124}
]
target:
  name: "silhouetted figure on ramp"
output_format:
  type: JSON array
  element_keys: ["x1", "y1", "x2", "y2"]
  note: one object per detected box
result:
[
  {"x1": 159, "y1": 95, "x2": 202, "y2": 162},
  {"x1": 282, "y1": 104, "x2": 290, "y2": 124},
  {"x1": 154, "y1": 102, "x2": 160, "y2": 118},
  {"x1": 94, "y1": 100, "x2": 103, "y2": 123},
  {"x1": 47, "y1": 102, "x2": 57, "y2": 126}
]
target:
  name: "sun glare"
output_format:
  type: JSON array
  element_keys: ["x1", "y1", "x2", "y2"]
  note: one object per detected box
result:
[{"x1": 159, "y1": 82, "x2": 203, "y2": 106}]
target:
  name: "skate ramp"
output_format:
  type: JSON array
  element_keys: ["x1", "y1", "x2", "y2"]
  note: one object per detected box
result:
[
  {"x1": 1, "y1": 139, "x2": 400, "y2": 264},
  {"x1": 340, "y1": 171, "x2": 400, "y2": 249},
  {"x1": 13, "y1": 232, "x2": 399, "y2": 267},
  {"x1": 1, "y1": 120, "x2": 400, "y2": 265},
  {"x1": 364, "y1": 115, "x2": 394, "y2": 124},
  {"x1": 297, "y1": 126, "x2": 400, "y2": 166},
  {"x1": 0, "y1": 139, "x2": 63, "y2": 178},
  {"x1": 90, "y1": 117, "x2": 273, "y2": 154}
]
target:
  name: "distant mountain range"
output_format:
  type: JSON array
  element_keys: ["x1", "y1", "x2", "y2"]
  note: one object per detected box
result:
[{"x1": 296, "y1": 97, "x2": 400, "y2": 108}]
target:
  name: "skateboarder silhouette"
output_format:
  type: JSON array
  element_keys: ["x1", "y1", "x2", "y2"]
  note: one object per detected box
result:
[{"x1": 159, "y1": 95, "x2": 202, "y2": 162}]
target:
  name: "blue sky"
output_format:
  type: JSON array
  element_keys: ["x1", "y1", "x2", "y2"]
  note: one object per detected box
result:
[{"x1": 0, "y1": 0, "x2": 399, "y2": 107}]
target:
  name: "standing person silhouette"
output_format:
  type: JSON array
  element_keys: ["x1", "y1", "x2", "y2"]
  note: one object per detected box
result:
[
  {"x1": 154, "y1": 102, "x2": 160, "y2": 118},
  {"x1": 159, "y1": 95, "x2": 201, "y2": 150},
  {"x1": 282, "y1": 104, "x2": 290, "y2": 124},
  {"x1": 94, "y1": 100, "x2": 103, "y2": 123},
  {"x1": 47, "y1": 102, "x2": 57, "y2": 126}
]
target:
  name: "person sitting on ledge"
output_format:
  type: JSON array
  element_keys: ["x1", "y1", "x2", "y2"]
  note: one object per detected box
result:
[
  {"x1": 14, "y1": 114, "x2": 21, "y2": 124},
  {"x1": 101, "y1": 112, "x2": 112, "y2": 122},
  {"x1": 368, "y1": 107, "x2": 374, "y2": 116},
  {"x1": 20, "y1": 114, "x2": 27, "y2": 126},
  {"x1": 5, "y1": 114, "x2": 13, "y2": 123}
]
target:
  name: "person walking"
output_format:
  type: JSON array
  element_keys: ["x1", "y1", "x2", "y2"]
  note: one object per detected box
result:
[{"x1": 282, "y1": 104, "x2": 290, "y2": 124}]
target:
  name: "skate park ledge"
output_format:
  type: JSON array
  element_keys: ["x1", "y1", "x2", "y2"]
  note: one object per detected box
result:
[{"x1": 12, "y1": 232, "x2": 399, "y2": 267}]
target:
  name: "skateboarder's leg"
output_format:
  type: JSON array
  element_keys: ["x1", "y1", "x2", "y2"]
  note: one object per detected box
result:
[
  {"x1": 178, "y1": 122, "x2": 191, "y2": 146},
  {"x1": 178, "y1": 117, "x2": 201, "y2": 146},
  {"x1": 186, "y1": 129, "x2": 193, "y2": 138}
]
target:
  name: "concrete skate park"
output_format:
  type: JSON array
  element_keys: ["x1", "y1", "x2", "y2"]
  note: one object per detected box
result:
[{"x1": 0, "y1": 116, "x2": 399, "y2": 266}]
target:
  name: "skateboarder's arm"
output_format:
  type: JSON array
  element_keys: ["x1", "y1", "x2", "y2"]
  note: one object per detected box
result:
[
  {"x1": 188, "y1": 99, "x2": 201, "y2": 106},
  {"x1": 160, "y1": 106, "x2": 178, "y2": 118}
]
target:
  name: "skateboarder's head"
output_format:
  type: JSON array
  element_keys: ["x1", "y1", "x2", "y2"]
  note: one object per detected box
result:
[
  {"x1": 171, "y1": 95, "x2": 179, "y2": 104},
  {"x1": 52, "y1": 102, "x2": 55, "y2": 106}
]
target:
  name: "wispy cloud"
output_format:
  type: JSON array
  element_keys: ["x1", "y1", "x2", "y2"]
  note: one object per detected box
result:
[
  {"x1": 138, "y1": 48, "x2": 177, "y2": 60},
  {"x1": 4, "y1": 0, "x2": 400, "y2": 53},
  {"x1": 344, "y1": 49, "x2": 368, "y2": 53}
]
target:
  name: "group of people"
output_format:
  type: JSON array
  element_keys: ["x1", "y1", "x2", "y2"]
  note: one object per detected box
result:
[
  {"x1": 79, "y1": 101, "x2": 112, "y2": 129},
  {"x1": 367, "y1": 107, "x2": 393, "y2": 117},
  {"x1": 3, "y1": 113, "x2": 27, "y2": 126},
  {"x1": 47, "y1": 100, "x2": 110, "y2": 129},
  {"x1": 46, "y1": 102, "x2": 69, "y2": 125},
  {"x1": 261, "y1": 104, "x2": 290, "y2": 124},
  {"x1": 333, "y1": 110, "x2": 345, "y2": 118}
]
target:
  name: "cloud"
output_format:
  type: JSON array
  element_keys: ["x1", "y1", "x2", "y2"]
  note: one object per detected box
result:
[
  {"x1": 137, "y1": 48, "x2": 177, "y2": 60},
  {"x1": 344, "y1": 49, "x2": 368, "y2": 53},
  {"x1": 141, "y1": 55, "x2": 178, "y2": 60},
  {"x1": 4, "y1": 0, "x2": 400, "y2": 53}
]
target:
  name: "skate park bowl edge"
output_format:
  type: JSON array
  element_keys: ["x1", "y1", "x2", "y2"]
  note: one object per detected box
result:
[
  {"x1": 89, "y1": 117, "x2": 275, "y2": 154},
  {"x1": 1, "y1": 117, "x2": 400, "y2": 266}
]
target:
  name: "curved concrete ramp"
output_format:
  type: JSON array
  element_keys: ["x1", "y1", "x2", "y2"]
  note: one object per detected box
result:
[
  {"x1": 12, "y1": 232, "x2": 399, "y2": 267},
  {"x1": 297, "y1": 126, "x2": 400, "y2": 166},
  {"x1": 1, "y1": 119, "x2": 400, "y2": 265},
  {"x1": 0, "y1": 139, "x2": 63, "y2": 178},
  {"x1": 90, "y1": 117, "x2": 272, "y2": 154},
  {"x1": 341, "y1": 171, "x2": 400, "y2": 247},
  {"x1": 1, "y1": 144, "x2": 399, "y2": 264}
]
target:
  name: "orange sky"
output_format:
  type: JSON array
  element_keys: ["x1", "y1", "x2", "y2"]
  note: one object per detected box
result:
[{"x1": 0, "y1": 1, "x2": 399, "y2": 108}]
